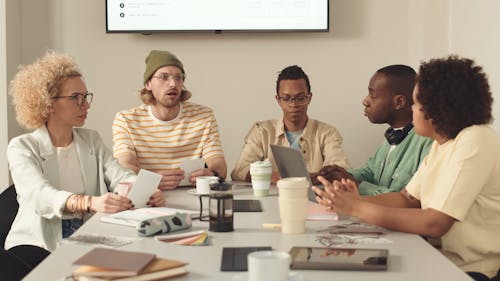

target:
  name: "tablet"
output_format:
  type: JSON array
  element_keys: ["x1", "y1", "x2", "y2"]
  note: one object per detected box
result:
[
  {"x1": 233, "y1": 200, "x2": 262, "y2": 212},
  {"x1": 289, "y1": 247, "x2": 388, "y2": 271},
  {"x1": 220, "y1": 247, "x2": 272, "y2": 271},
  {"x1": 127, "y1": 169, "x2": 162, "y2": 208},
  {"x1": 270, "y1": 144, "x2": 321, "y2": 202}
]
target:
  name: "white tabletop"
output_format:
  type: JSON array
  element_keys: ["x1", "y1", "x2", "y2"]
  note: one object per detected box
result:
[{"x1": 23, "y1": 183, "x2": 472, "y2": 281}]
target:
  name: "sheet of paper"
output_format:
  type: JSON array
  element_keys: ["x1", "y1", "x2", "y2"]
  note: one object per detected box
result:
[
  {"x1": 178, "y1": 158, "x2": 204, "y2": 186},
  {"x1": 127, "y1": 169, "x2": 162, "y2": 208}
]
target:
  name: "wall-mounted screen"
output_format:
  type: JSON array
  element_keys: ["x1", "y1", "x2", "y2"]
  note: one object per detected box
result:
[{"x1": 106, "y1": 0, "x2": 329, "y2": 33}]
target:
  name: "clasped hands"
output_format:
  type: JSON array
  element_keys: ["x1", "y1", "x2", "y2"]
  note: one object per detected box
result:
[{"x1": 311, "y1": 165, "x2": 361, "y2": 216}]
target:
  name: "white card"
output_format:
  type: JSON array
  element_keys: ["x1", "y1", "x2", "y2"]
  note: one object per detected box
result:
[
  {"x1": 127, "y1": 169, "x2": 162, "y2": 208},
  {"x1": 178, "y1": 158, "x2": 204, "y2": 186}
]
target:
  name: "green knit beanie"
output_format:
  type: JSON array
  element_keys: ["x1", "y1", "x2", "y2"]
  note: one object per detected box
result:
[{"x1": 143, "y1": 50, "x2": 185, "y2": 85}]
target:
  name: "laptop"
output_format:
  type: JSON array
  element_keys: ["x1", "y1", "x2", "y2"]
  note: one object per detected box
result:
[{"x1": 270, "y1": 144, "x2": 322, "y2": 202}]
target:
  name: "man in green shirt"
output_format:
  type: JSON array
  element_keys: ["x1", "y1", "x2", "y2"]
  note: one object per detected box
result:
[{"x1": 314, "y1": 65, "x2": 432, "y2": 195}]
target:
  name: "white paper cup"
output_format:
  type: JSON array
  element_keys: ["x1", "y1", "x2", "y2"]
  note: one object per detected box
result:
[
  {"x1": 196, "y1": 176, "x2": 219, "y2": 194},
  {"x1": 248, "y1": 250, "x2": 290, "y2": 281},
  {"x1": 250, "y1": 162, "x2": 272, "y2": 196},
  {"x1": 277, "y1": 177, "x2": 309, "y2": 234}
]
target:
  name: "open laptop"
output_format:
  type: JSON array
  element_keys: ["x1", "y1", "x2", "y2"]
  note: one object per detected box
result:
[{"x1": 270, "y1": 144, "x2": 322, "y2": 202}]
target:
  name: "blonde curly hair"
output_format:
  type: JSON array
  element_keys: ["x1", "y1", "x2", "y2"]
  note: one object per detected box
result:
[{"x1": 9, "y1": 51, "x2": 82, "y2": 129}]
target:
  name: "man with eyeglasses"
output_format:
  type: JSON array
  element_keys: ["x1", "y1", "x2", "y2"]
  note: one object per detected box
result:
[
  {"x1": 231, "y1": 65, "x2": 350, "y2": 183},
  {"x1": 112, "y1": 50, "x2": 227, "y2": 190}
]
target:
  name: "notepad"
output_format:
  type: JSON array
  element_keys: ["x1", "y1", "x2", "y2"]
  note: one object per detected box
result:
[
  {"x1": 127, "y1": 169, "x2": 162, "y2": 208},
  {"x1": 178, "y1": 158, "x2": 204, "y2": 186}
]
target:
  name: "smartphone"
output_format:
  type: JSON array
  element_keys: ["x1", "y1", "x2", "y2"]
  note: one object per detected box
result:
[{"x1": 289, "y1": 246, "x2": 388, "y2": 271}]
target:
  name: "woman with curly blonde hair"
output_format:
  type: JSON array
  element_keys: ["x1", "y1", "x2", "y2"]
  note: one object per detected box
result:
[{"x1": 5, "y1": 52, "x2": 165, "y2": 256}]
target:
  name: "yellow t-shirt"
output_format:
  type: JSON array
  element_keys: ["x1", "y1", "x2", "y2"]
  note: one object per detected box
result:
[
  {"x1": 406, "y1": 125, "x2": 500, "y2": 277},
  {"x1": 112, "y1": 102, "x2": 224, "y2": 172}
]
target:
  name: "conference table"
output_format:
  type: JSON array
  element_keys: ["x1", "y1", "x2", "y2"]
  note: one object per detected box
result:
[{"x1": 23, "y1": 183, "x2": 472, "y2": 281}]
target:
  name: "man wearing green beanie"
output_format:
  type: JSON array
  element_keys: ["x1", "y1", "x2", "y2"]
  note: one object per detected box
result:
[{"x1": 112, "y1": 50, "x2": 227, "y2": 190}]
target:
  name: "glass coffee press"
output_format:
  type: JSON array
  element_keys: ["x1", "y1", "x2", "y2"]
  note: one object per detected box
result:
[{"x1": 199, "y1": 181, "x2": 233, "y2": 232}]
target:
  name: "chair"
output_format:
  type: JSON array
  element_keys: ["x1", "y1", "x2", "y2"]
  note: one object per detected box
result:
[
  {"x1": 0, "y1": 185, "x2": 50, "y2": 280},
  {"x1": 0, "y1": 184, "x2": 19, "y2": 249}
]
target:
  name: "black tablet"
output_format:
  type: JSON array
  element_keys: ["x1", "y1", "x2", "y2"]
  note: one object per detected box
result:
[
  {"x1": 289, "y1": 247, "x2": 388, "y2": 271},
  {"x1": 220, "y1": 247, "x2": 272, "y2": 271},
  {"x1": 233, "y1": 200, "x2": 263, "y2": 212}
]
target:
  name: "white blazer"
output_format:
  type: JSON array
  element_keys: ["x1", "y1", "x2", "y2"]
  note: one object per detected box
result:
[{"x1": 5, "y1": 126, "x2": 136, "y2": 251}]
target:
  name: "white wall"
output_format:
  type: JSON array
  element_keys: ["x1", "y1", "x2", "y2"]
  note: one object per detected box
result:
[
  {"x1": 44, "y1": 0, "x2": 411, "y2": 170},
  {"x1": 449, "y1": 0, "x2": 500, "y2": 132},
  {"x1": 1, "y1": 0, "x2": 8, "y2": 191},
  {"x1": 3, "y1": 0, "x2": 500, "y2": 182}
]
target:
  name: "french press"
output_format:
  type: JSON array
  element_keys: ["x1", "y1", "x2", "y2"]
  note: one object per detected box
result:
[{"x1": 199, "y1": 191, "x2": 234, "y2": 232}]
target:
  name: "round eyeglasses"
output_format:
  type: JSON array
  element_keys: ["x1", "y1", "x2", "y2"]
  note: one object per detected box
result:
[
  {"x1": 277, "y1": 94, "x2": 311, "y2": 105},
  {"x1": 52, "y1": 92, "x2": 93, "y2": 106}
]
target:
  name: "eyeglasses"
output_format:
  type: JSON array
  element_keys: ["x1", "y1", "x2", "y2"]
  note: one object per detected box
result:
[
  {"x1": 52, "y1": 92, "x2": 93, "y2": 106},
  {"x1": 152, "y1": 73, "x2": 184, "y2": 83},
  {"x1": 277, "y1": 94, "x2": 311, "y2": 105}
]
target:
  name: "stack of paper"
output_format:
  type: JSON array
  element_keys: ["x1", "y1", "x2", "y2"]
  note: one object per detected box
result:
[
  {"x1": 72, "y1": 248, "x2": 188, "y2": 281},
  {"x1": 100, "y1": 207, "x2": 198, "y2": 228}
]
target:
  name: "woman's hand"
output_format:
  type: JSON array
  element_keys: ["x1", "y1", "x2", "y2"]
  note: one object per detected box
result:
[
  {"x1": 312, "y1": 177, "x2": 361, "y2": 216},
  {"x1": 147, "y1": 189, "x2": 166, "y2": 207},
  {"x1": 90, "y1": 193, "x2": 133, "y2": 213},
  {"x1": 328, "y1": 179, "x2": 361, "y2": 216},
  {"x1": 312, "y1": 176, "x2": 336, "y2": 209}
]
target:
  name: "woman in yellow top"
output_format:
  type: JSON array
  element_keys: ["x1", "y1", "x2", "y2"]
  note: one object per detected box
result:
[{"x1": 314, "y1": 55, "x2": 500, "y2": 280}]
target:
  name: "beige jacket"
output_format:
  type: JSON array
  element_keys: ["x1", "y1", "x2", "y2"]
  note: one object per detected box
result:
[
  {"x1": 6, "y1": 126, "x2": 136, "y2": 251},
  {"x1": 231, "y1": 118, "x2": 350, "y2": 181}
]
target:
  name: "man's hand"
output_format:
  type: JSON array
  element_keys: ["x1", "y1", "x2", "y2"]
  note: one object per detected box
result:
[
  {"x1": 189, "y1": 168, "x2": 216, "y2": 185},
  {"x1": 157, "y1": 169, "x2": 185, "y2": 190},
  {"x1": 311, "y1": 165, "x2": 357, "y2": 185},
  {"x1": 271, "y1": 171, "x2": 281, "y2": 184}
]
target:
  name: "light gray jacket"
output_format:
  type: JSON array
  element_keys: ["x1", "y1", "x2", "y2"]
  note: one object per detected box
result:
[{"x1": 5, "y1": 126, "x2": 136, "y2": 251}]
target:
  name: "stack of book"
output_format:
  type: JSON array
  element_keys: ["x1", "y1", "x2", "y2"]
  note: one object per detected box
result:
[{"x1": 72, "y1": 248, "x2": 187, "y2": 281}]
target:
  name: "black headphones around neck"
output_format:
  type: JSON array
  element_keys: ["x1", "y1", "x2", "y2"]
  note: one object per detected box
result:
[{"x1": 384, "y1": 124, "x2": 413, "y2": 145}]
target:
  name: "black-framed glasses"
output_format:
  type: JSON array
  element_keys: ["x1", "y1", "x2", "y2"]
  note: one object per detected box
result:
[
  {"x1": 277, "y1": 94, "x2": 311, "y2": 105},
  {"x1": 52, "y1": 92, "x2": 93, "y2": 106},
  {"x1": 152, "y1": 73, "x2": 184, "y2": 83}
]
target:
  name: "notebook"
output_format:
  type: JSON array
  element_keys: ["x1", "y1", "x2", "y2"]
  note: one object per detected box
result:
[
  {"x1": 270, "y1": 144, "x2": 321, "y2": 201},
  {"x1": 73, "y1": 248, "x2": 156, "y2": 276}
]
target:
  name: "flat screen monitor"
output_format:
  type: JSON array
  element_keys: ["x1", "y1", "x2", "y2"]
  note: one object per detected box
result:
[{"x1": 106, "y1": 0, "x2": 329, "y2": 33}]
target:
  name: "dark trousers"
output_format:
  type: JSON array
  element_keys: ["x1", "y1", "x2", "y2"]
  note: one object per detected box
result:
[{"x1": 468, "y1": 270, "x2": 500, "y2": 281}]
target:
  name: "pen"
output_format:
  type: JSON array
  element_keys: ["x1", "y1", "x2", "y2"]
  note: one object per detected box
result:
[{"x1": 262, "y1": 223, "x2": 281, "y2": 230}]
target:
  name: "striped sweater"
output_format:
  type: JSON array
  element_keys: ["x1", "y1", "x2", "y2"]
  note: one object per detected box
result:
[{"x1": 112, "y1": 102, "x2": 224, "y2": 172}]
